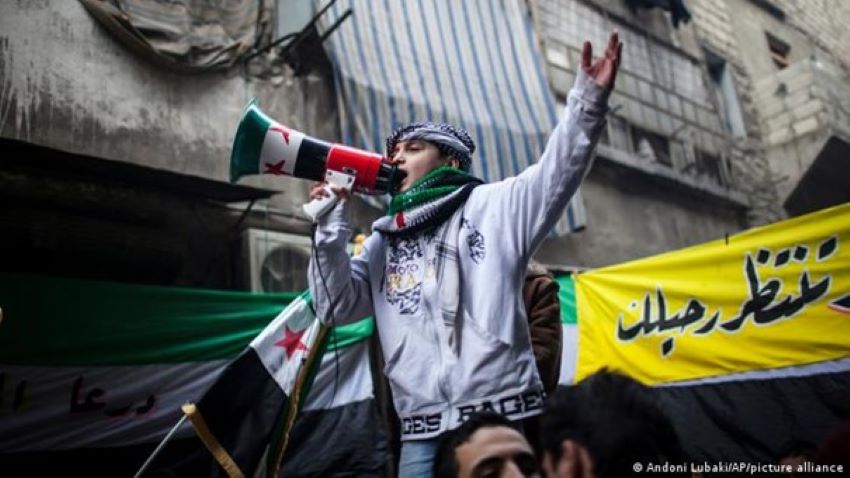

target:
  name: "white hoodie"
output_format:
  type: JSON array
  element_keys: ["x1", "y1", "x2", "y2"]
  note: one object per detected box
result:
[{"x1": 309, "y1": 71, "x2": 609, "y2": 440}]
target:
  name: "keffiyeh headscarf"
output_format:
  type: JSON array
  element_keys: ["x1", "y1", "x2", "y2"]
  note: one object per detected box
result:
[
  {"x1": 375, "y1": 122, "x2": 482, "y2": 238},
  {"x1": 385, "y1": 122, "x2": 476, "y2": 171}
]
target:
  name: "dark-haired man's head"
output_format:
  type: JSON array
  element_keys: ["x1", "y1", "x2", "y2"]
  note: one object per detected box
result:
[
  {"x1": 778, "y1": 438, "x2": 816, "y2": 471},
  {"x1": 434, "y1": 411, "x2": 540, "y2": 478},
  {"x1": 385, "y1": 122, "x2": 476, "y2": 192},
  {"x1": 540, "y1": 371, "x2": 686, "y2": 478}
]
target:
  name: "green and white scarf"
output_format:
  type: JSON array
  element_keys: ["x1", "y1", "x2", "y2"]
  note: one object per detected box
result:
[{"x1": 375, "y1": 166, "x2": 483, "y2": 238}]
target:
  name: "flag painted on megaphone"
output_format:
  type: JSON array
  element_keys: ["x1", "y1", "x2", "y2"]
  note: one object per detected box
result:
[
  {"x1": 230, "y1": 99, "x2": 321, "y2": 183},
  {"x1": 229, "y1": 100, "x2": 402, "y2": 194}
]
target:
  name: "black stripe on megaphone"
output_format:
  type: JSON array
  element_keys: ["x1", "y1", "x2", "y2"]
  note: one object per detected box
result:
[{"x1": 230, "y1": 102, "x2": 403, "y2": 194}]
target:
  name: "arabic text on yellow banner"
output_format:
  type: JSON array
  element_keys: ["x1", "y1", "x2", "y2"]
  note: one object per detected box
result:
[{"x1": 575, "y1": 203, "x2": 850, "y2": 385}]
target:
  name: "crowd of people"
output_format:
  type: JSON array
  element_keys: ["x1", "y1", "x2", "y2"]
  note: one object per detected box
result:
[
  {"x1": 432, "y1": 371, "x2": 850, "y2": 477},
  {"x1": 434, "y1": 371, "x2": 685, "y2": 478}
]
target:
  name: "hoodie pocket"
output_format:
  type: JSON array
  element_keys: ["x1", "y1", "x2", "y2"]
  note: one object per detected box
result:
[
  {"x1": 458, "y1": 313, "x2": 523, "y2": 397},
  {"x1": 382, "y1": 331, "x2": 442, "y2": 412}
]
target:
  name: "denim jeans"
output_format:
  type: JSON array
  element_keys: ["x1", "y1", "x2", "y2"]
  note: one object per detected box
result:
[{"x1": 398, "y1": 437, "x2": 442, "y2": 477}]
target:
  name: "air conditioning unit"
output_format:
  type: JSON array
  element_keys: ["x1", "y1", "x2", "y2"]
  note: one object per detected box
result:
[{"x1": 242, "y1": 228, "x2": 313, "y2": 293}]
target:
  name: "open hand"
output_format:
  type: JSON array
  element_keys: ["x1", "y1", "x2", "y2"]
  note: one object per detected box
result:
[{"x1": 581, "y1": 32, "x2": 623, "y2": 90}]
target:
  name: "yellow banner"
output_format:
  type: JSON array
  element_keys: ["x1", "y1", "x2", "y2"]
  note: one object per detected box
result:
[{"x1": 575, "y1": 203, "x2": 850, "y2": 385}]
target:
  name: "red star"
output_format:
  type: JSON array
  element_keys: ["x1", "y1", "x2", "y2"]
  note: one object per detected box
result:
[
  {"x1": 270, "y1": 126, "x2": 290, "y2": 144},
  {"x1": 264, "y1": 160, "x2": 286, "y2": 175},
  {"x1": 275, "y1": 326, "x2": 308, "y2": 358}
]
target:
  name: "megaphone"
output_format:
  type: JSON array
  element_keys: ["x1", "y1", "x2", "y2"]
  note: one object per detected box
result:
[{"x1": 230, "y1": 99, "x2": 405, "y2": 219}]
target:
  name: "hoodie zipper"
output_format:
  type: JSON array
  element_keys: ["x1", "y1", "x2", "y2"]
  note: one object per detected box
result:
[{"x1": 423, "y1": 235, "x2": 451, "y2": 406}]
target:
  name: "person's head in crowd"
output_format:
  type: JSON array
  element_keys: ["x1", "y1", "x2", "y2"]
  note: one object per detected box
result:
[
  {"x1": 540, "y1": 371, "x2": 686, "y2": 478},
  {"x1": 814, "y1": 420, "x2": 850, "y2": 467},
  {"x1": 434, "y1": 411, "x2": 540, "y2": 478},
  {"x1": 778, "y1": 438, "x2": 816, "y2": 469}
]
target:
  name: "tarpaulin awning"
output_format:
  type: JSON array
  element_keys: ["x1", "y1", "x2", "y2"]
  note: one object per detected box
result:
[
  {"x1": 78, "y1": 0, "x2": 273, "y2": 71},
  {"x1": 317, "y1": 0, "x2": 587, "y2": 234}
]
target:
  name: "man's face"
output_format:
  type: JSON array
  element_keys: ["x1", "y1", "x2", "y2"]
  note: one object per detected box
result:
[
  {"x1": 455, "y1": 425, "x2": 540, "y2": 478},
  {"x1": 390, "y1": 139, "x2": 449, "y2": 192}
]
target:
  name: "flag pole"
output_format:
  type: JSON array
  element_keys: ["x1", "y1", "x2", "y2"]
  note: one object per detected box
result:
[
  {"x1": 134, "y1": 411, "x2": 189, "y2": 478},
  {"x1": 268, "y1": 323, "x2": 331, "y2": 476}
]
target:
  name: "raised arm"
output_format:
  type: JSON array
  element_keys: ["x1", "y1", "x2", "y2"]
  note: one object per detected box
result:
[{"x1": 480, "y1": 33, "x2": 622, "y2": 256}]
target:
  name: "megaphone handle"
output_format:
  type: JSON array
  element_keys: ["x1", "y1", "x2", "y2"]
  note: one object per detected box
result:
[
  {"x1": 303, "y1": 185, "x2": 340, "y2": 221},
  {"x1": 303, "y1": 170, "x2": 356, "y2": 222}
]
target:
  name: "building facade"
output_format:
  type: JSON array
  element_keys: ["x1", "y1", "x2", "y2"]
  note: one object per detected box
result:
[
  {"x1": 1, "y1": 0, "x2": 848, "y2": 291},
  {"x1": 531, "y1": 0, "x2": 849, "y2": 268},
  {"x1": 0, "y1": 0, "x2": 331, "y2": 291}
]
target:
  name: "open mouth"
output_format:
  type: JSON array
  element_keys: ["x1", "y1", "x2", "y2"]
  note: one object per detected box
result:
[{"x1": 393, "y1": 168, "x2": 409, "y2": 193}]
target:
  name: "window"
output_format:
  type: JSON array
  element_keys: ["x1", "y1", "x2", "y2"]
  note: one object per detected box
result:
[
  {"x1": 705, "y1": 49, "x2": 747, "y2": 137},
  {"x1": 669, "y1": 140, "x2": 688, "y2": 171},
  {"x1": 694, "y1": 149, "x2": 726, "y2": 186},
  {"x1": 766, "y1": 33, "x2": 791, "y2": 70},
  {"x1": 632, "y1": 126, "x2": 671, "y2": 166}
]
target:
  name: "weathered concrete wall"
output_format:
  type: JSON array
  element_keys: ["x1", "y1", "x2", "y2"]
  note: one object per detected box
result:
[
  {"x1": 703, "y1": 0, "x2": 850, "y2": 208},
  {"x1": 724, "y1": 0, "x2": 814, "y2": 80},
  {"x1": 0, "y1": 1, "x2": 342, "y2": 288},
  {"x1": 753, "y1": 60, "x2": 837, "y2": 203},
  {"x1": 772, "y1": 0, "x2": 850, "y2": 75},
  {"x1": 529, "y1": 0, "x2": 749, "y2": 268},
  {"x1": 687, "y1": 0, "x2": 786, "y2": 225},
  {"x1": 0, "y1": 0, "x2": 333, "y2": 214},
  {"x1": 535, "y1": 161, "x2": 746, "y2": 268},
  {"x1": 689, "y1": 0, "x2": 763, "y2": 139}
]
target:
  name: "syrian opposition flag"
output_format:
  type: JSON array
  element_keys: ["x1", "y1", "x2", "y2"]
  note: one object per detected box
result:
[
  {"x1": 0, "y1": 273, "x2": 291, "y2": 476},
  {"x1": 0, "y1": 273, "x2": 385, "y2": 477},
  {"x1": 279, "y1": 318, "x2": 388, "y2": 477},
  {"x1": 170, "y1": 293, "x2": 321, "y2": 477},
  {"x1": 164, "y1": 293, "x2": 387, "y2": 478},
  {"x1": 559, "y1": 203, "x2": 850, "y2": 463},
  {"x1": 556, "y1": 275, "x2": 579, "y2": 387}
]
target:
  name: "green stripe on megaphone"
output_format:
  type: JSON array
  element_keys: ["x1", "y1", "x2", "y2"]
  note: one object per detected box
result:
[{"x1": 230, "y1": 98, "x2": 272, "y2": 183}]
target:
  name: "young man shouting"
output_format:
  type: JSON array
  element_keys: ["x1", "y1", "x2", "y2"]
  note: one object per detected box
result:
[{"x1": 309, "y1": 32, "x2": 623, "y2": 476}]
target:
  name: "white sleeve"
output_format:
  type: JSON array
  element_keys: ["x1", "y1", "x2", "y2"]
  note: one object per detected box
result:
[
  {"x1": 307, "y1": 200, "x2": 375, "y2": 325},
  {"x1": 482, "y1": 69, "x2": 609, "y2": 257}
]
